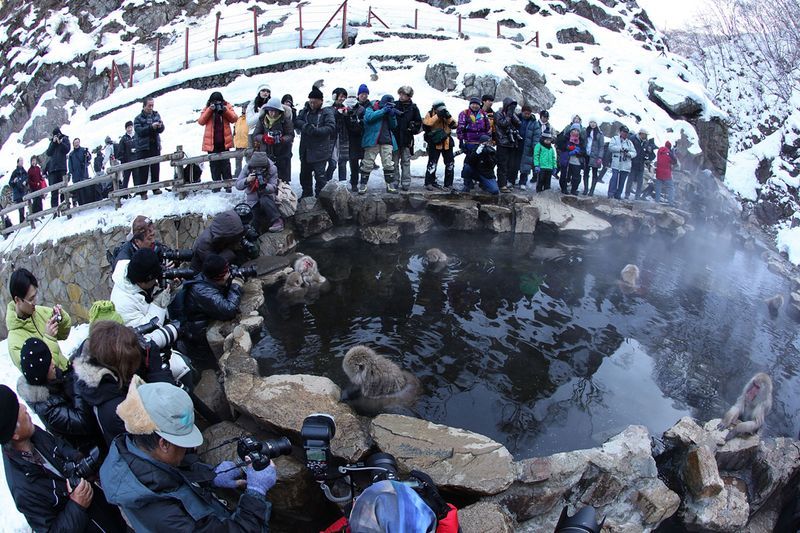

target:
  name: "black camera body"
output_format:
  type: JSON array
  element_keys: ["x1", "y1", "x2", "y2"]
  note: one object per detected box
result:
[
  {"x1": 231, "y1": 265, "x2": 258, "y2": 281},
  {"x1": 160, "y1": 267, "x2": 196, "y2": 289},
  {"x1": 159, "y1": 247, "x2": 193, "y2": 263},
  {"x1": 301, "y1": 414, "x2": 336, "y2": 481},
  {"x1": 63, "y1": 447, "x2": 101, "y2": 488},
  {"x1": 212, "y1": 101, "x2": 225, "y2": 113},
  {"x1": 240, "y1": 236, "x2": 259, "y2": 260},
  {"x1": 237, "y1": 436, "x2": 292, "y2": 471},
  {"x1": 436, "y1": 109, "x2": 451, "y2": 121}
]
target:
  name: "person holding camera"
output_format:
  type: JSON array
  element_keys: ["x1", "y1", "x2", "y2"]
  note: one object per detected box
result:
[
  {"x1": 116, "y1": 120, "x2": 137, "y2": 189},
  {"x1": 9, "y1": 156, "x2": 28, "y2": 223},
  {"x1": 109, "y1": 214, "x2": 158, "y2": 273},
  {"x1": 191, "y1": 209, "x2": 253, "y2": 272},
  {"x1": 7, "y1": 267, "x2": 72, "y2": 372},
  {"x1": 461, "y1": 134, "x2": 499, "y2": 195},
  {"x1": 100, "y1": 378, "x2": 276, "y2": 531},
  {"x1": 607, "y1": 125, "x2": 638, "y2": 199},
  {"x1": 1, "y1": 385, "x2": 126, "y2": 532},
  {"x1": 296, "y1": 85, "x2": 336, "y2": 198},
  {"x1": 422, "y1": 101, "x2": 457, "y2": 191},
  {"x1": 456, "y1": 97, "x2": 491, "y2": 156},
  {"x1": 360, "y1": 94, "x2": 400, "y2": 194},
  {"x1": 68, "y1": 137, "x2": 97, "y2": 205},
  {"x1": 111, "y1": 247, "x2": 179, "y2": 328},
  {"x1": 45, "y1": 127, "x2": 70, "y2": 208},
  {"x1": 393, "y1": 86, "x2": 422, "y2": 191},
  {"x1": 344, "y1": 85, "x2": 371, "y2": 193},
  {"x1": 198, "y1": 91, "x2": 239, "y2": 185},
  {"x1": 235, "y1": 151, "x2": 283, "y2": 233},
  {"x1": 252, "y1": 96, "x2": 295, "y2": 183},
  {"x1": 133, "y1": 97, "x2": 165, "y2": 190},
  {"x1": 494, "y1": 97, "x2": 522, "y2": 193}
]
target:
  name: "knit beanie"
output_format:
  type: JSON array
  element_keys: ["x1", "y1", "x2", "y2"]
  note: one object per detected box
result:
[
  {"x1": 281, "y1": 94, "x2": 294, "y2": 107},
  {"x1": 432, "y1": 101, "x2": 446, "y2": 112},
  {"x1": 397, "y1": 85, "x2": 414, "y2": 98},
  {"x1": 89, "y1": 300, "x2": 124, "y2": 329},
  {"x1": 379, "y1": 95, "x2": 395, "y2": 107},
  {"x1": 265, "y1": 97, "x2": 284, "y2": 112},
  {"x1": 358, "y1": 84, "x2": 370, "y2": 96},
  {"x1": 202, "y1": 254, "x2": 230, "y2": 281},
  {"x1": 469, "y1": 97, "x2": 481, "y2": 106},
  {"x1": 127, "y1": 248, "x2": 162, "y2": 283},
  {"x1": 20, "y1": 338, "x2": 52, "y2": 386},
  {"x1": 0, "y1": 385, "x2": 20, "y2": 445},
  {"x1": 332, "y1": 87, "x2": 348, "y2": 98},
  {"x1": 308, "y1": 86, "x2": 324, "y2": 100}
]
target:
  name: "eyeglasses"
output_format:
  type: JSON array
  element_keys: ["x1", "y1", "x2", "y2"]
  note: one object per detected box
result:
[{"x1": 21, "y1": 292, "x2": 37, "y2": 305}]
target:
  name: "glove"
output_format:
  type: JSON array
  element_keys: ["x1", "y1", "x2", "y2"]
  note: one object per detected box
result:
[
  {"x1": 213, "y1": 461, "x2": 243, "y2": 489},
  {"x1": 246, "y1": 463, "x2": 277, "y2": 496},
  {"x1": 409, "y1": 470, "x2": 449, "y2": 520},
  {"x1": 262, "y1": 133, "x2": 275, "y2": 145},
  {"x1": 534, "y1": 166, "x2": 540, "y2": 173},
  {"x1": 569, "y1": 148, "x2": 579, "y2": 155}
]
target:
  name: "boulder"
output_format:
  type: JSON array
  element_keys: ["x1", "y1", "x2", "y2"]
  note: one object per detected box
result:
[
  {"x1": 197, "y1": 421, "x2": 246, "y2": 465},
  {"x1": 748, "y1": 438, "x2": 800, "y2": 512},
  {"x1": 319, "y1": 226, "x2": 358, "y2": 242},
  {"x1": 359, "y1": 223, "x2": 402, "y2": 245},
  {"x1": 292, "y1": 198, "x2": 333, "y2": 238},
  {"x1": 257, "y1": 229, "x2": 297, "y2": 257},
  {"x1": 425, "y1": 63, "x2": 459, "y2": 92},
  {"x1": 194, "y1": 369, "x2": 233, "y2": 422},
  {"x1": 352, "y1": 195, "x2": 388, "y2": 226},
  {"x1": 648, "y1": 81, "x2": 704, "y2": 117},
  {"x1": 556, "y1": 28, "x2": 596, "y2": 45},
  {"x1": 528, "y1": 192, "x2": 611, "y2": 236},
  {"x1": 514, "y1": 203, "x2": 539, "y2": 233},
  {"x1": 695, "y1": 116, "x2": 729, "y2": 176},
  {"x1": 680, "y1": 477, "x2": 750, "y2": 531},
  {"x1": 426, "y1": 199, "x2": 480, "y2": 230},
  {"x1": 504, "y1": 65, "x2": 556, "y2": 114},
  {"x1": 318, "y1": 180, "x2": 352, "y2": 224},
  {"x1": 563, "y1": 0, "x2": 626, "y2": 32},
  {"x1": 480, "y1": 205, "x2": 513, "y2": 232},
  {"x1": 461, "y1": 74, "x2": 499, "y2": 101},
  {"x1": 459, "y1": 501, "x2": 516, "y2": 533},
  {"x1": 219, "y1": 325, "x2": 259, "y2": 376},
  {"x1": 224, "y1": 373, "x2": 370, "y2": 462},
  {"x1": 370, "y1": 414, "x2": 515, "y2": 495},
  {"x1": 684, "y1": 446, "x2": 723, "y2": 498},
  {"x1": 388, "y1": 213, "x2": 436, "y2": 235}
]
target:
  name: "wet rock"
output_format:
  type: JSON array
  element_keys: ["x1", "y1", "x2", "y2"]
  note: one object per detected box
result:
[
  {"x1": 749, "y1": 438, "x2": 800, "y2": 512},
  {"x1": 426, "y1": 199, "x2": 480, "y2": 230},
  {"x1": 480, "y1": 205, "x2": 513, "y2": 232},
  {"x1": 257, "y1": 229, "x2": 297, "y2": 256},
  {"x1": 352, "y1": 195, "x2": 388, "y2": 226},
  {"x1": 226, "y1": 374, "x2": 370, "y2": 462},
  {"x1": 319, "y1": 226, "x2": 358, "y2": 242},
  {"x1": 317, "y1": 180, "x2": 352, "y2": 224},
  {"x1": 680, "y1": 477, "x2": 749, "y2": 531},
  {"x1": 239, "y1": 278, "x2": 266, "y2": 315},
  {"x1": 684, "y1": 446, "x2": 723, "y2": 498},
  {"x1": 529, "y1": 192, "x2": 611, "y2": 236},
  {"x1": 197, "y1": 421, "x2": 246, "y2": 466},
  {"x1": 425, "y1": 63, "x2": 459, "y2": 92},
  {"x1": 194, "y1": 369, "x2": 233, "y2": 422},
  {"x1": 459, "y1": 501, "x2": 516, "y2": 532},
  {"x1": 695, "y1": 117, "x2": 730, "y2": 176},
  {"x1": 556, "y1": 27, "x2": 596, "y2": 44},
  {"x1": 514, "y1": 203, "x2": 539, "y2": 233},
  {"x1": 359, "y1": 222, "x2": 402, "y2": 245},
  {"x1": 219, "y1": 325, "x2": 259, "y2": 377},
  {"x1": 388, "y1": 213, "x2": 435, "y2": 235},
  {"x1": 407, "y1": 193, "x2": 430, "y2": 210},
  {"x1": 292, "y1": 198, "x2": 333, "y2": 237},
  {"x1": 370, "y1": 414, "x2": 514, "y2": 495},
  {"x1": 714, "y1": 429, "x2": 760, "y2": 471}
]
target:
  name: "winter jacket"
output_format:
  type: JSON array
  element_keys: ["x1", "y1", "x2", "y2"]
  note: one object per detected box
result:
[
  {"x1": 116, "y1": 133, "x2": 136, "y2": 163},
  {"x1": 609, "y1": 135, "x2": 637, "y2": 172},
  {"x1": 198, "y1": 102, "x2": 238, "y2": 152},
  {"x1": 46, "y1": 136, "x2": 70, "y2": 173},
  {"x1": 295, "y1": 104, "x2": 336, "y2": 164},
  {"x1": 134, "y1": 110, "x2": 165, "y2": 153},
  {"x1": 558, "y1": 134, "x2": 585, "y2": 168},
  {"x1": 10, "y1": 166, "x2": 28, "y2": 201},
  {"x1": 393, "y1": 100, "x2": 422, "y2": 150},
  {"x1": 465, "y1": 144, "x2": 497, "y2": 178},
  {"x1": 3, "y1": 427, "x2": 124, "y2": 532},
  {"x1": 533, "y1": 141, "x2": 557, "y2": 170},
  {"x1": 631, "y1": 136, "x2": 653, "y2": 171},
  {"x1": 6, "y1": 301, "x2": 72, "y2": 371},
  {"x1": 190, "y1": 210, "x2": 245, "y2": 272},
  {"x1": 72, "y1": 349, "x2": 128, "y2": 446},
  {"x1": 183, "y1": 275, "x2": 243, "y2": 341},
  {"x1": 585, "y1": 128, "x2": 605, "y2": 168},
  {"x1": 252, "y1": 104, "x2": 295, "y2": 160},
  {"x1": 494, "y1": 98, "x2": 522, "y2": 148},
  {"x1": 518, "y1": 115, "x2": 542, "y2": 173},
  {"x1": 110, "y1": 260, "x2": 173, "y2": 327},
  {"x1": 362, "y1": 102, "x2": 398, "y2": 150},
  {"x1": 16, "y1": 368, "x2": 101, "y2": 453},
  {"x1": 345, "y1": 102, "x2": 368, "y2": 159},
  {"x1": 655, "y1": 146, "x2": 677, "y2": 180},
  {"x1": 93, "y1": 152, "x2": 104, "y2": 175},
  {"x1": 233, "y1": 115, "x2": 249, "y2": 149},
  {"x1": 68, "y1": 147, "x2": 91, "y2": 183},
  {"x1": 422, "y1": 111, "x2": 457, "y2": 151},
  {"x1": 456, "y1": 108, "x2": 491, "y2": 146},
  {"x1": 100, "y1": 435, "x2": 271, "y2": 532},
  {"x1": 235, "y1": 157, "x2": 279, "y2": 207},
  {"x1": 246, "y1": 97, "x2": 269, "y2": 132},
  {"x1": 27, "y1": 164, "x2": 46, "y2": 192},
  {"x1": 329, "y1": 104, "x2": 351, "y2": 160}
]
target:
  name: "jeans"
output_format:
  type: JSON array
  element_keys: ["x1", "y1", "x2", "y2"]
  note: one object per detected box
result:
[
  {"x1": 608, "y1": 169, "x2": 630, "y2": 199},
  {"x1": 654, "y1": 179, "x2": 675, "y2": 204},
  {"x1": 425, "y1": 146, "x2": 454, "y2": 187},
  {"x1": 462, "y1": 164, "x2": 499, "y2": 194}
]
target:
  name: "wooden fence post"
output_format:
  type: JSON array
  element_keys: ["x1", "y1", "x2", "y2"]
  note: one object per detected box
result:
[
  {"x1": 341, "y1": 0, "x2": 347, "y2": 48},
  {"x1": 129, "y1": 48, "x2": 135, "y2": 87},
  {"x1": 458, "y1": 14, "x2": 462, "y2": 36},
  {"x1": 110, "y1": 60, "x2": 116, "y2": 93},
  {"x1": 367, "y1": 6, "x2": 372, "y2": 27},
  {"x1": 252, "y1": 8, "x2": 259, "y2": 55},
  {"x1": 155, "y1": 37, "x2": 160, "y2": 78},
  {"x1": 298, "y1": 5, "x2": 304, "y2": 47},
  {"x1": 214, "y1": 12, "x2": 221, "y2": 60},
  {"x1": 184, "y1": 27, "x2": 190, "y2": 69},
  {"x1": 497, "y1": 21, "x2": 501, "y2": 38},
  {"x1": 414, "y1": 9, "x2": 418, "y2": 30}
]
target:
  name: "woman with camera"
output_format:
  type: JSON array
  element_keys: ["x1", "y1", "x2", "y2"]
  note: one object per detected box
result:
[
  {"x1": 198, "y1": 91, "x2": 239, "y2": 185},
  {"x1": 422, "y1": 101, "x2": 457, "y2": 191},
  {"x1": 73, "y1": 320, "x2": 173, "y2": 446},
  {"x1": 235, "y1": 151, "x2": 283, "y2": 233},
  {"x1": 251, "y1": 96, "x2": 295, "y2": 183}
]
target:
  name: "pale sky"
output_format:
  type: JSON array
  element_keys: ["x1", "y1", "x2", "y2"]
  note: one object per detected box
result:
[{"x1": 637, "y1": 0, "x2": 713, "y2": 31}]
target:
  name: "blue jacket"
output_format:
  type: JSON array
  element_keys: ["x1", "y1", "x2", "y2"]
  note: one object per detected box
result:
[
  {"x1": 362, "y1": 103, "x2": 398, "y2": 150},
  {"x1": 68, "y1": 147, "x2": 91, "y2": 182},
  {"x1": 134, "y1": 110, "x2": 165, "y2": 153},
  {"x1": 100, "y1": 435, "x2": 271, "y2": 532}
]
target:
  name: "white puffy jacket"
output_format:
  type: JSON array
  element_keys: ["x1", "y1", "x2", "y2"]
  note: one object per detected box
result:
[
  {"x1": 110, "y1": 260, "x2": 171, "y2": 327},
  {"x1": 609, "y1": 135, "x2": 637, "y2": 172}
]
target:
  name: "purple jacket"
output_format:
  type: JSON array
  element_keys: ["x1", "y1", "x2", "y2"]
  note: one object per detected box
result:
[{"x1": 457, "y1": 108, "x2": 491, "y2": 145}]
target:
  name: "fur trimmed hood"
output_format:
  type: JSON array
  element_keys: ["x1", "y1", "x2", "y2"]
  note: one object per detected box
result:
[
  {"x1": 72, "y1": 349, "x2": 118, "y2": 389},
  {"x1": 16, "y1": 375, "x2": 50, "y2": 403}
]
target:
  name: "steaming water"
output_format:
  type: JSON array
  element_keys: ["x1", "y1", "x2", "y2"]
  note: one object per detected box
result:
[{"x1": 252, "y1": 229, "x2": 799, "y2": 458}]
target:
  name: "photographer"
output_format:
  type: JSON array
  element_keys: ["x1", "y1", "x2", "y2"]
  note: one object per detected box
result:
[
  {"x1": 393, "y1": 86, "x2": 422, "y2": 191},
  {"x1": 461, "y1": 134, "x2": 499, "y2": 195},
  {"x1": 422, "y1": 101, "x2": 457, "y2": 191},
  {"x1": 235, "y1": 151, "x2": 283, "y2": 233},
  {"x1": 0, "y1": 385, "x2": 126, "y2": 532},
  {"x1": 198, "y1": 91, "x2": 238, "y2": 185},
  {"x1": 345, "y1": 85, "x2": 370, "y2": 193},
  {"x1": 111, "y1": 248, "x2": 178, "y2": 327},
  {"x1": 45, "y1": 127, "x2": 70, "y2": 208},
  {"x1": 116, "y1": 120, "x2": 137, "y2": 188},
  {"x1": 133, "y1": 97, "x2": 165, "y2": 190},
  {"x1": 190, "y1": 209, "x2": 254, "y2": 272},
  {"x1": 7, "y1": 267, "x2": 72, "y2": 372},
  {"x1": 494, "y1": 97, "x2": 522, "y2": 193},
  {"x1": 109, "y1": 214, "x2": 158, "y2": 272},
  {"x1": 73, "y1": 320, "x2": 173, "y2": 445},
  {"x1": 251, "y1": 96, "x2": 295, "y2": 183},
  {"x1": 68, "y1": 137, "x2": 97, "y2": 205},
  {"x1": 607, "y1": 125, "x2": 637, "y2": 200},
  {"x1": 100, "y1": 379, "x2": 276, "y2": 531},
  {"x1": 360, "y1": 94, "x2": 400, "y2": 194}
]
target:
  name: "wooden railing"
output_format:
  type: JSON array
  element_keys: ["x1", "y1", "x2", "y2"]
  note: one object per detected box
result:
[{"x1": 1, "y1": 146, "x2": 250, "y2": 236}]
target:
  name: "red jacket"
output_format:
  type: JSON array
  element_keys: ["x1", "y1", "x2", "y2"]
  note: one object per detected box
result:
[
  {"x1": 198, "y1": 102, "x2": 238, "y2": 152},
  {"x1": 655, "y1": 145, "x2": 675, "y2": 180},
  {"x1": 27, "y1": 165, "x2": 47, "y2": 191}
]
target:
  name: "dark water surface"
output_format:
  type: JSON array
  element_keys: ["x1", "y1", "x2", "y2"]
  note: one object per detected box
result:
[{"x1": 252, "y1": 229, "x2": 799, "y2": 458}]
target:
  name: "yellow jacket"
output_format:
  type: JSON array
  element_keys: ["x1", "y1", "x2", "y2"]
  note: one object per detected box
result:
[
  {"x1": 423, "y1": 111, "x2": 457, "y2": 151},
  {"x1": 6, "y1": 301, "x2": 72, "y2": 371}
]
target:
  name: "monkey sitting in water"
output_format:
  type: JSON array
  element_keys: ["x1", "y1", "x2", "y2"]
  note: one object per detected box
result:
[
  {"x1": 620, "y1": 264, "x2": 640, "y2": 288},
  {"x1": 276, "y1": 271, "x2": 308, "y2": 305},
  {"x1": 717, "y1": 372, "x2": 773, "y2": 441},
  {"x1": 341, "y1": 345, "x2": 420, "y2": 414},
  {"x1": 293, "y1": 254, "x2": 327, "y2": 286},
  {"x1": 424, "y1": 248, "x2": 448, "y2": 272}
]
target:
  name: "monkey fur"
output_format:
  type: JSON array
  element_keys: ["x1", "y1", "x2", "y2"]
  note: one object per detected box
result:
[
  {"x1": 341, "y1": 345, "x2": 420, "y2": 406},
  {"x1": 277, "y1": 271, "x2": 307, "y2": 304},
  {"x1": 766, "y1": 294, "x2": 784, "y2": 316},
  {"x1": 620, "y1": 264, "x2": 640, "y2": 288},
  {"x1": 718, "y1": 372, "x2": 773, "y2": 440},
  {"x1": 293, "y1": 254, "x2": 327, "y2": 286}
]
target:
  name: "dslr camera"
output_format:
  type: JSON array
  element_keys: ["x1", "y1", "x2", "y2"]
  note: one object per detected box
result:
[
  {"x1": 436, "y1": 108, "x2": 451, "y2": 121},
  {"x1": 212, "y1": 101, "x2": 225, "y2": 113},
  {"x1": 158, "y1": 246, "x2": 193, "y2": 263},
  {"x1": 231, "y1": 265, "x2": 258, "y2": 281},
  {"x1": 63, "y1": 447, "x2": 101, "y2": 488},
  {"x1": 621, "y1": 148, "x2": 631, "y2": 162},
  {"x1": 159, "y1": 267, "x2": 196, "y2": 289},
  {"x1": 237, "y1": 436, "x2": 292, "y2": 471}
]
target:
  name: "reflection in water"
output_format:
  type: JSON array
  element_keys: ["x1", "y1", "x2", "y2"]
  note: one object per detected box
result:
[{"x1": 253, "y1": 230, "x2": 798, "y2": 458}]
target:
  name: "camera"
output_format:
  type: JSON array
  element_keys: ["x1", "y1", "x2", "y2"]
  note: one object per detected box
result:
[
  {"x1": 133, "y1": 317, "x2": 180, "y2": 351},
  {"x1": 63, "y1": 447, "x2": 101, "y2": 488},
  {"x1": 160, "y1": 267, "x2": 196, "y2": 288},
  {"x1": 212, "y1": 101, "x2": 225, "y2": 113},
  {"x1": 253, "y1": 170, "x2": 270, "y2": 189},
  {"x1": 158, "y1": 247, "x2": 193, "y2": 263},
  {"x1": 231, "y1": 265, "x2": 258, "y2": 280},
  {"x1": 301, "y1": 414, "x2": 336, "y2": 481},
  {"x1": 436, "y1": 109, "x2": 451, "y2": 120},
  {"x1": 237, "y1": 436, "x2": 292, "y2": 471},
  {"x1": 554, "y1": 505, "x2": 605, "y2": 533},
  {"x1": 240, "y1": 236, "x2": 260, "y2": 260},
  {"x1": 243, "y1": 224, "x2": 259, "y2": 243}
]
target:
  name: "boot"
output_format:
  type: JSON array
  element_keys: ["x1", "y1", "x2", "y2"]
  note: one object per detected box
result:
[{"x1": 384, "y1": 171, "x2": 398, "y2": 194}]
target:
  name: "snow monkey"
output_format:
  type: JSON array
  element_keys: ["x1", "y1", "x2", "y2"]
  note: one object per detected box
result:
[
  {"x1": 293, "y1": 254, "x2": 326, "y2": 286},
  {"x1": 766, "y1": 294, "x2": 784, "y2": 316},
  {"x1": 718, "y1": 372, "x2": 773, "y2": 441},
  {"x1": 620, "y1": 264, "x2": 640, "y2": 288},
  {"x1": 276, "y1": 271, "x2": 307, "y2": 303},
  {"x1": 341, "y1": 345, "x2": 420, "y2": 402},
  {"x1": 424, "y1": 248, "x2": 448, "y2": 270}
]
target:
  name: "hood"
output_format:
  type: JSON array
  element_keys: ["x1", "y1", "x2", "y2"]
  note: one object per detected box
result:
[
  {"x1": 209, "y1": 210, "x2": 244, "y2": 241},
  {"x1": 72, "y1": 349, "x2": 123, "y2": 405},
  {"x1": 16, "y1": 375, "x2": 51, "y2": 403},
  {"x1": 502, "y1": 97, "x2": 517, "y2": 112},
  {"x1": 6, "y1": 301, "x2": 30, "y2": 331}
]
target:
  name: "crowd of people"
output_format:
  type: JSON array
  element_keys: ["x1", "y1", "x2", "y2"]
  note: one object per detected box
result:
[{"x1": 3, "y1": 82, "x2": 681, "y2": 227}]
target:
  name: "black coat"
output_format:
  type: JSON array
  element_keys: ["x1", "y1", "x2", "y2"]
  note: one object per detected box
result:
[
  {"x1": 190, "y1": 210, "x2": 245, "y2": 272},
  {"x1": 16, "y1": 369, "x2": 102, "y2": 454},
  {"x1": 465, "y1": 144, "x2": 497, "y2": 178},
  {"x1": 183, "y1": 275, "x2": 242, "y2": 341},
  {"x1": 631, "y1": 136, "x2": 656, "y2": 171},
  {"x1": 393, "y1": 100, "x2": 422, "y2": 150},
  {"x1": 134, "y1": 110, "x2": 165, "y2": 154},
  {"x1": 46, "y1": 136, "x2": 70, "y2": 172},
  {"x1": 346, "y1": 102, "x2": 368, "y2": 159},
  {"x1": 2, "y1": 428, "x2": 124, "y2": 532},
  {"x1": 295, "y1": 104, "x2": 336, "y2": 164},
  {"x1": 116, "y1": 133, "x2": 136, "y2": 163},
  {"x1": 68, "y1": 147, "x2": 91, "y2": 182}
]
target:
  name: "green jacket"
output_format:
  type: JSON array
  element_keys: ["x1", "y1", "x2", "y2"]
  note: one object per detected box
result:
[
  {"x1": 6, "y1": 301, "x2": 72, "y2": 371},
  {"x1": 533, "y1": 142, "x2": 557, "y2": 170}
]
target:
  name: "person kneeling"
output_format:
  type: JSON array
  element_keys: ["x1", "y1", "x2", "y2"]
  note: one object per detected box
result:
[
  {"x1": 100, "y1": 378, "x2": 276, "y2": 531},
  {"x1": 0, "y1": 385, "x2": 125, "y2": 532},
  {"x1": 235, "y1": 151, "x2": 283, "y2": 233},
  {"x1": 461, "y1": 134, "x2": 499, "y2": 195}
]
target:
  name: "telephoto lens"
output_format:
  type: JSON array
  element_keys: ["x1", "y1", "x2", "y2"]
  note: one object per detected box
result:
[{"x1": 237, "y1": 436, "x2": 292, "y2": 471}]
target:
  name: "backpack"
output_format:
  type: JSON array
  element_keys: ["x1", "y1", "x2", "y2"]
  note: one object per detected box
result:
[
  {"x1": 424, "y1": 128, "x2": 448, "y2": 145},
  {"x1": 167, "y1": 279, "x2": 199, "y2": 325},
  {"x1": 276, "y1": 181, "x2": 298, "y2": 217}
]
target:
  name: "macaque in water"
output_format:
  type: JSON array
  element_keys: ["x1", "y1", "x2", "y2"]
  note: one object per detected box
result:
[
  {"x1": 341, "y1": 346, "x2": 420, "y2": 412},
  {"x1": 717, "y1": 372, "x2": 773, "y2": 441},
  {"x1": 766, "y1": 294, "x2": 784, "y2": 316},
  {"x1": 293, "y1": 254, "x2": 327, "y2": 286},
  {"x1": 425, "y1": 248, "x2": 448, "y2": 271},
  {"x1": 620, "y1": 264, "x2": 640, "y2": 288},
  {"x1": 276, "y1": 271, "x2": 307, "y2": 304}
]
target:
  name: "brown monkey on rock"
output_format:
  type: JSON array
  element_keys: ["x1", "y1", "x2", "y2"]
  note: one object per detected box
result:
[{"x1": 717, "y1": 372, "x2": 773, "y2": 441}]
